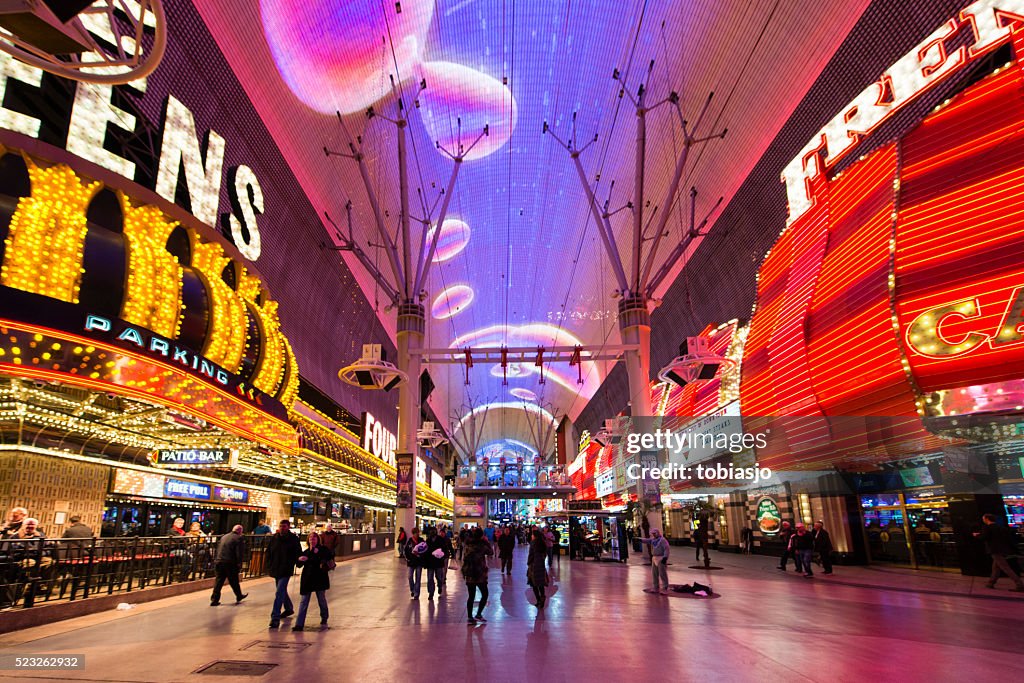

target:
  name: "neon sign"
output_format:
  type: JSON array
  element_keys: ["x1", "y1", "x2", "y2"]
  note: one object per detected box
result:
[
  {"x1": 783, "y1": 0, "x2": 1024, "y2": 225},
  {"x1": 0, "y1": 54, "x2": 264, "y2": 261},
  {"x1": 156, "y1": 448, "x2": 235, "y2": 468},
  {"x1": 906, "y1": 287, "x2": 1024, "y2": 359},
  {"x1": 85, "y1": 314, "x2": 230, "y2": 386},
  {"x1": 362, "y1": 412, "x2": 397, "y2": 467}
]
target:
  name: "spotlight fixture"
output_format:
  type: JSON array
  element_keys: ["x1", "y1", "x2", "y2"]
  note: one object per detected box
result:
[
  {"x1": 339, "y1": 343, "x2": 408, "y2": 391},
  {"x1": 658, "y1": 336, "x2": 735, "y2": 388}
]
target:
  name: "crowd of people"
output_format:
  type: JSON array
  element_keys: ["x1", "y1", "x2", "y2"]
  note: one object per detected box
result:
[
  {"x1": 394, "y1": 522, "x2": 559, "y2": 623},
  {"x1": 5, "y1": 503, "x2": 1023, "y2": 627}
]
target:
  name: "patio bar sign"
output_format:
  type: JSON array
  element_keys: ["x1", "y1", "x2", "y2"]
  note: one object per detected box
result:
[{"x1": 154, "y1": 448, "x2": 236, "y2": 468}]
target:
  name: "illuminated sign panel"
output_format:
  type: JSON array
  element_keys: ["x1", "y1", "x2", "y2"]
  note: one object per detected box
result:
[
  {"x1": 782, "y1": 0, "x2": 1024, "y2": 225},
  {"x1": 155, "y1": 448, "x2": 234, "y2": 468},
  {"x1": 164, "y1": 478, "x2": 212, "y2": 500},
  {"x1": 361, "y1": 412, "x2": 397, "y2": 467},
  {"x1": 743, "y1": 14, "x2": 1024, "y2": 470},
  {"x1": 213, "y1": 485, "x2": 250, "y2": 504},
  {"x1": 0, "y1": 55, "x2": 265, "y2": 261}
]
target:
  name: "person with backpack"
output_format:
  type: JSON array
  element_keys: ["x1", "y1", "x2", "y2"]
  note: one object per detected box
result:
[
  {"x1": 403, "y1": 527, "x2": 427, "y2": 599},
  {"x1": 462, "y1": 527, "x2": 493, "y2": 624}
]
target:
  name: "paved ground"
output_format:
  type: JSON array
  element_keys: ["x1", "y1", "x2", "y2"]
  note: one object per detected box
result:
[{"x1": 1, "y1": 547, "x2": 1022, "y2": 682}]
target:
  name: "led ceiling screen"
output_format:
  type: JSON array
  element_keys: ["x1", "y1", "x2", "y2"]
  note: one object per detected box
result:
[{"x1": 194, "y1": 0, "x2": 870, "y2": 436}]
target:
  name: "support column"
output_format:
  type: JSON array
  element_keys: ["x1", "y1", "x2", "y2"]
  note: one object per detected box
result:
[
  {"x1": 396, "y1": 301, "x2": 424, "y2": 534},
  {"x1": 619, "y1": 295, "x2": 662, "y2": 540}
]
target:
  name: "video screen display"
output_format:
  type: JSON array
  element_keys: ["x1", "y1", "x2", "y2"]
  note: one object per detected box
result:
[
  {"x1": 899, "y1": 466, "x2": 935, "y2": 488},
  {"x1": 291, "y1": 501, "x2": 315, "y2": 516}
]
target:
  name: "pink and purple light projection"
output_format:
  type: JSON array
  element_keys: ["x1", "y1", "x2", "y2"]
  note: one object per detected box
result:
[
  {"x1": 431, "y1": 284, "x2": 474, "y2": 319},
  {"x1": 510, "y1": 387, "x2": 538, "y2": 402},
  {"x1": 424, "y1": 219, "x2": 471, "y2": 263},
  {"x1": 451, "y1": 323, "x2": 601, "y2": 399},
  {"x1": 260, "y1": 0, "x2": 515, "y2": 160}
]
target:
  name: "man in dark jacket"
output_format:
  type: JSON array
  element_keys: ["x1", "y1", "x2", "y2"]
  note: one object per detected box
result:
[
  {"x1": 812, "y1": 521, "x2": 834, "y2": 575},
  {"x1": 210, "y1": 524, "x2": 247, "y2": 606},
  {"x1": 424, "y1": 528, "x2": 452, "y2": 599},
  {"x1": 791, "y1": 523, "x2": 815, "y2": 577},
  {"x1": 497, "y1": 527, "x2": 516, "y2": 575},
  {"x1": 777, "y1": 521, "x2": 794, "y2": 571},
  {"x1": 266, "y1": 520, "x2": 302, "y2": 627},
  {"x1": 975, "y1": 514, "x2": 1024, "y2": 591},
  {"x1": 60, "y1": 515, "x2": 94, "y2": 561}
]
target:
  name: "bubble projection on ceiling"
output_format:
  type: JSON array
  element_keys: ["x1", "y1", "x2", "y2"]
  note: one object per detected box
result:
[
  {"x1": 260, "y1": 0, "x2": 515, "y2": 160},
  {"x1": 424, "y1": 218, "x2": 471, "y2": 263},
  {"x1": 431, "y1": 284, "x2": 474, "y2": 319},
  {"x1": 197, "y1": 0, "x2": 874, "y2": 435},
  {"x1": 450, "y1": 323, "x2": 601, "y2": 399},
  {"x1": 510, "y1": 388, "x2": 538, "y2": 402}
]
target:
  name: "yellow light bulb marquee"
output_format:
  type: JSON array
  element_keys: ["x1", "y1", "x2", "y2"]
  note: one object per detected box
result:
[
  {"x1": 120, "y1": 197, "x2": 183, "y2": 339},
  {"x1": 191, "y1": 241, "x2": 246, "y2": 372},
  {"x1": 1, "y1": 154, "x2": 99, "y2": 302},
  {"x1": 0, "y1": 146, "x2": 300, "y2": 412}
]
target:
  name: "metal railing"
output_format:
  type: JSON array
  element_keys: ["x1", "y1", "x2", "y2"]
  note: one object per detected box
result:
[{"x1": 0, "y1": 534, "x2": 273, "y2": 610}]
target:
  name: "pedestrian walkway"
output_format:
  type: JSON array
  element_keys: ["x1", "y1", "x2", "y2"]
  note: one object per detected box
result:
[{"x1": 1, "y1": 549, "x2": 1022, "y2": 682}]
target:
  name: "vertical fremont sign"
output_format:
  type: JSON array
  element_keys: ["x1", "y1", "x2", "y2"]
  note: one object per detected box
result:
[{"x1": 782, "y1": 0, "x2": 1024, "y2": 225}]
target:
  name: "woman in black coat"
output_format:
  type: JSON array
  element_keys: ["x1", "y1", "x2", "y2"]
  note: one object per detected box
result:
[
  {"x1": 461, "y1": 527, "x2": 493, "y2": 624},
  {"x1": 292, "y1": 532, "x2": 334, "y2": 631},
  {"x1": 527, "y1": 528, "x2": 549, "y2": 608}
]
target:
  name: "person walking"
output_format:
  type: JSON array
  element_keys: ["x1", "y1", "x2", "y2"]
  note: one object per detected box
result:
[
  {"x1": 210, "y1": 524, "x2": 247, "y2": 606},
  {"x1": 396, "y1": 527, "x2": 408, "y2": 558},
  {"x1": 693, "y1": 519, "x2": 710, "y2": 566},
  {"x1": 293, "y1": 532, "x2": 334, "y2": 631},
  {"x1": 639, "y1": 528, "x2": 671, "y2": 594},
  {"x1": 812, "y1": 521, "x2": 834, "y2": 575},
  {"x1": 777, "y1": 521, "x2": 794, "y2": 570},
  {"x1": 527, "y1": 528, "x2": 549, "y2": 608},
  {"x1": 266, "y1": 519, "x2": 302, "y2": 628},
  {"x1": 740, "y1": 525, "x2": 753, "y2": 555},
  {"x1": 458, "y1": 526, "x2": 469, "y2": 562},
  {"x1": 974, "y1": 513, "x2": 1024, "y2": 592},
  {"x1": 792, "y1": 523, "x2": 814, "y2": 578},
  {"x1": 543, "y1": 526, "x2": 556, "y2": 567},
  {"x1": 424, "y1": 527, "x2": 449, "y2": 599},
  {"x1": 462, "y1": 527, "x2": 493, "y2": 624},
  {"x1": 403, "y1": 527, "x2": 426, "y2": 599},
  {"x1": 497, "y1": 526, "x2": 516, "y2": 576},
  {"x1": 550, "y1": 526, "x2": 561, "y2": 564}
]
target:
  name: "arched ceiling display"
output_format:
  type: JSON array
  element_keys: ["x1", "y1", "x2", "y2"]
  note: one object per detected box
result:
[{"x1": 193, "y1": 0, "x2": 870, "y2": 444}]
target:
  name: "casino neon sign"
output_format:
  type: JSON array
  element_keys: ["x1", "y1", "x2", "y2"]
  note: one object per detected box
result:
[
  {"x1": 906, "y1": 287, "x2": 1024, "y2": 359},
  {"x1": 783, "y1": 0, "x2": 1024, "y2": 225}
]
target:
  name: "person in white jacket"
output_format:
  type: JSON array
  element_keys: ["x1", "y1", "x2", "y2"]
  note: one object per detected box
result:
[{"x1": 639, "y1": 529, "x2": 671, "y2": 594}]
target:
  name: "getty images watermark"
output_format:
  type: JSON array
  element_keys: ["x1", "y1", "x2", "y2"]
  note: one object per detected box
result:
[{"x1": 623, "y1": 426, "x2": 773, "y2": 484}]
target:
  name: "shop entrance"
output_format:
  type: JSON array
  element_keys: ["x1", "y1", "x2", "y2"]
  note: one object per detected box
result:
[{"x1": 861, "y1": 490, "x2": 954, "y2": 570}]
